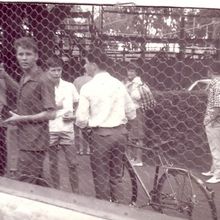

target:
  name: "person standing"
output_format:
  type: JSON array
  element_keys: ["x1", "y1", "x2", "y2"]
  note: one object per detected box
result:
[
  {"x1": 0, "y1": 63, "x2": 20, "y2": 177},
  {"x1": 0, "y1": 65, "x2": 8, "y2": 176},
  {"x1": 76, "y1": 49, "x2": 136, "y2": 201},
  {"x1": 3, "y1": 37, "x2": 56, "y2": 186},
  {"x1": 73, "y1": 65, "x2": 92, "y2": 155},
  {"x1": 125, "y1": 65, "x2": 146, "y2": 166},
  {"x1": 46, "y1": 55, "x2": 79, "y2": 193},
  {"x1": 202, "y1": 63, "x2": 220, "y2": 184}
]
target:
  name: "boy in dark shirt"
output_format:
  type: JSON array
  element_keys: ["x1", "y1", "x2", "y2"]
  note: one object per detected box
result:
[{"x1": 3, "y1": 37, "x2": 56, "y2": 185}]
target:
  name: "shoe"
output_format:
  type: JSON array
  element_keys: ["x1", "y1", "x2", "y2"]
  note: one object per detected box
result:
[
  {"x1": 129, "y1": 158, "x2": 135, "y2": 163},
  {"x1": 201, "y1": 171, "x2": 214, "y2": 177},
  {"x1": 133, "y1": 162, "x2": 143, "y2": 167},
  {"x1": 79, "y1": 150, "x2": 84, "y2": 155},
  {"x1": 206, "y1": 176, "x2": 220, "y2": 184},
  {"x1": 85, "y1": 149, "x2": 91, "y2": 155},
  {"x1": 130, "y1": 160, "x2": 143, "y2": 167},
  {"x1": 130, "y1": 158, "x2": 143, "y2": 166},
  {"x1": 109, "y1": 198, "x2": 119, "y2": 203}
]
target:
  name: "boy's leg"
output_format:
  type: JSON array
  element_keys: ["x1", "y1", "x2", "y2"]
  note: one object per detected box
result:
[
  {"x1": 0, "y1": 126, "x2": 7, "y2": 175},
  {"x1": 6, "y1": 125, "x2": 18, "y2": 177},
  {"x1": 110, "y1": 133, "x2": 126, "y2": 202},
  {"x1": 48, "y1": 132, "x2": 60, "y2": 189},
  {"x1": 74, "y1": 125, "x2": 82, "y2": 154},
  {"x1": 16, "y1": 150, "x2": 46, "y2": 185},
  {"x1": 81, "y1": 128, "x2": 91, "y2": 154},
  {"x1": 205, "y1": 124, "x2": 220, "y2": 177},
  {"x1": 135, "y1": 139, "x2": 144, "y2": 165},
  {"x1": 61, "y1": 132, "x2": 79, "y2": 193},
  {"x1": 90, "y1": 132, "x2": 113, "y2": 201}
]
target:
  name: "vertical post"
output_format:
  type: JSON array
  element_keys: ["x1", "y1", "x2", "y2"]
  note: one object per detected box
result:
[
  {"x1": 100, "y1": 6, "x2": 104, "y2": 34},
  {"x1": 179, "y1": 15, "x2": 185, "y2": 60}
]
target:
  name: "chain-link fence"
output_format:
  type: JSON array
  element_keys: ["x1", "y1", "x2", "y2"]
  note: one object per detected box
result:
[{"x1": 0, "y1": 2, "x2": 220, "y2": 219}]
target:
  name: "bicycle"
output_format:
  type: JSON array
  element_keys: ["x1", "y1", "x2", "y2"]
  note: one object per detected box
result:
[{"x1": 119, "y1": 141, "x2": 218, "y2": 220}]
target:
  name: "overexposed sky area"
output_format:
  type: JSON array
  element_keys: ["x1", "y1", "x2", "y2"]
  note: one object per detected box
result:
[{"x1": 1, "y1": 0, "x2": 220, "y2": 9}]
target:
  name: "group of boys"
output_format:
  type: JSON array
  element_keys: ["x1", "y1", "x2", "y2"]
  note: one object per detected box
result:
[
  {"x1": 1, "y1": 35, "x2": 220, "y2": 206},
  {"x1": 0, "y1": 36, "x2": 137, "y2": 202},
  {"x1": 0, "y1": 37, "x2": 88, "y2": 193}
]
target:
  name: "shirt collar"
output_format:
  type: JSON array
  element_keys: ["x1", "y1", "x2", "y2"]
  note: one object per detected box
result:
[
  {"x1": 55, "y1": 78, "x2": 64, "y2": 88},
  {"x1": 21, "y1": 66, "x2": 43, "y2": 85},
  {"x1": 93, "y1": 71, "x2": 110, "y2": 80}
]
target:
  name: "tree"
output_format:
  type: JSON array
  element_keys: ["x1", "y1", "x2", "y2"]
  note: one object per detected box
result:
[{"x1": 0, "y1": 3, "x2": 72, "y2": 80}]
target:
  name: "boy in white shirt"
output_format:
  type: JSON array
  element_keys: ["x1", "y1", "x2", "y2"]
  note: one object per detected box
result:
[{"x1": 46, "y1": 56, "x2": 79, "y2": 193}]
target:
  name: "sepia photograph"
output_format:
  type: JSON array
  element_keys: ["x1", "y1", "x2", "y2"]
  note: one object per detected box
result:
[{"x1": 0, "y1": 0, "x2": 220, "y2": 219}]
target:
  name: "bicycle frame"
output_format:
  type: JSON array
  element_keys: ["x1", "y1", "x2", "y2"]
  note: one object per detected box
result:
[
  {"x1": 126, "y1": 151, "x2": 216, "y2": 213},
  {"x1": 125, "y1": 150, "x2": 177, "y2": 202}
]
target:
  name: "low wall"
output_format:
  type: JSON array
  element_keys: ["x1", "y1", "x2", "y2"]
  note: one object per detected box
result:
[{"x1": 0, "y1": 177, "x2": 184, "y2": 220}]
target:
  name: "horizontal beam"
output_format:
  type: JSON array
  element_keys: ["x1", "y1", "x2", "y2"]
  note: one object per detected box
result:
[
  {"x1": 3, "y1": 0, "x2": 220, "y2": 10},
  {"x1": 99, "y1": 34, "x2": 217, "y2": 44}
]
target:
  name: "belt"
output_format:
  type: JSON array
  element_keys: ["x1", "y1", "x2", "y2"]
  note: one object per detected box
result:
[{"x1": 92, "y1": 124, "x2": 125, "y2": 130}]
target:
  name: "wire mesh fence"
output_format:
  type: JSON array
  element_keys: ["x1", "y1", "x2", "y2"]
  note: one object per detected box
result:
[{"x1": 0, "y1": 2, "x2": 220, "y2": 219}]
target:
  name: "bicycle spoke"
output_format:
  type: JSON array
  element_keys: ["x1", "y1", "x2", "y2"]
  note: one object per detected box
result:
[{"x1": 156, "y1": 169, "x2": 217, "y2": 220}]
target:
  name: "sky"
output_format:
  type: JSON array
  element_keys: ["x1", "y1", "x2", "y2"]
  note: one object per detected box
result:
[{"x1": 1, "y1": 0, "x2": 220, "y2": 9}]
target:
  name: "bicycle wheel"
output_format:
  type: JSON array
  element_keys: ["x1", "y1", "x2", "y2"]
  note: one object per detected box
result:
[
  {"x1": 155, "y1": 168, "x2": 217, "y2": 220},
  {"x1": 116, "y1": 155, "x2": 138, "y2": 205}
]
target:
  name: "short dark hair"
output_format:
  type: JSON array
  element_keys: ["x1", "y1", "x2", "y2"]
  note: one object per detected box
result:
[
  {"x1": 127, "y1": 63, "x2": 137, "y2": 72},
  {"x1": 45, "y1": 55, "x2": 63, "y2": 69},
  {"x1": 84, "y1": 47, "x2": 113, "y2": 71},
  {"x1": 14, "y1": 37, "x2": 38, "y2": 53}
]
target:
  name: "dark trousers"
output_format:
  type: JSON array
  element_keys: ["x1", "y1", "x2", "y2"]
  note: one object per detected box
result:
[
  {"x1": 90, "y1": 127, "x2": 127, "y2": 201},
  {"x1": 0, "y1": 126, "x2": 7, "y2": 175},
  {"x1": 16, "y1": 150, "x2": 49, "y2": 186}
]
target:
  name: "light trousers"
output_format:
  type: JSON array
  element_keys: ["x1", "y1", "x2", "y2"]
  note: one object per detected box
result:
[{"x1": 205, "y1": 122, "x2": 220, "y2": 177}]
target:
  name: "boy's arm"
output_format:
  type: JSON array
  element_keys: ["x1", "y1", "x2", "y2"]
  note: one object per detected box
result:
[
  {"x1": 3, "y1": 79, "x2": 56, "y2": 125},
  {"x1": 4, "y1": 74, "x2": 20, "y2": 93},
  {"x1": 75, "y1": 86, "x2": 90, "y2": 128},
  {"x1": 0, "y1": 65, "x2": 19, "y2": 94},
  {"x1": 3, "y1": 109, "x2": 56, "y2": 125}
]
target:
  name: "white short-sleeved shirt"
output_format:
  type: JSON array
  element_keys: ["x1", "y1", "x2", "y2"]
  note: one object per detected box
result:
[
  {"x1": 49, "y1": 79, "x2": 79, "y2": 132},
  {"x1": 76, "y1": 72, "x2": 136, "y2": 128}
]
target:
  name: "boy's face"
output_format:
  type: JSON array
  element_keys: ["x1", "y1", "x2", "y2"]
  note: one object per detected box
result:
[
  {"x1": 127, "y1": 69, "x2": 137, "y2": 81},
  {"x1": 46, "y1": 66, "x2": 62, "y2": 84},
  {"x1": 16, "y1": 46, "x2": 38, "y2": 71}
]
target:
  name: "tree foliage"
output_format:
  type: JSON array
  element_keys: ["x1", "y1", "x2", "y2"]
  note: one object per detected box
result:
[{"x1": 0, "y1": 3, "x2": 72, "y2": 79}]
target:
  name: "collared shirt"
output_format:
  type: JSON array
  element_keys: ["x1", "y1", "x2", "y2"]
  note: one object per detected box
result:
[
  {"x1": 49, "y1": 79, "x2": 79, "y2": 132},
  {"x1": 17, "y1": 67, "x2": 56, "y2": 151},
  {"x1": 73, "y1": 75, "x2": 92, "y2": 93},
  {"x1": 125, "y1": 76, "x2": 143, "y2": 109},
  {"x1": 76, "y1": 71, "x2": 136, "y2": 128},
  {"x1": 204, "y1": 78, "x2": 220, "y2": 126}
]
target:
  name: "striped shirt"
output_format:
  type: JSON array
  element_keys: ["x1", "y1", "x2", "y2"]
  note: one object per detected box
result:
[{"x1": 204, "y1": 78, "x2": 220, "y2": 125}]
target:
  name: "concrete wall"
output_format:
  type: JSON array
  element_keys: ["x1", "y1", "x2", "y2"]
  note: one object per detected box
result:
[{"x1": 0, "y1": 177, "x2": 184, "y2": 220}]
